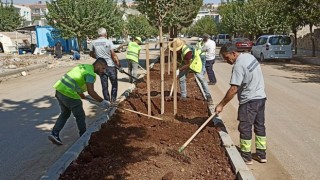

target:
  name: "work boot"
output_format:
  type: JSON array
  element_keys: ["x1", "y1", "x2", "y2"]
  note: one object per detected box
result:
[
  {"x1": 253, "y1": 154, "x2": 267, "y2": 163},
  {"x1": 48, "y1": 131, "x2": 63, "y2": 145},
  {"x1": 242, "y1": 156, "x2": 253, "y2": 165}
]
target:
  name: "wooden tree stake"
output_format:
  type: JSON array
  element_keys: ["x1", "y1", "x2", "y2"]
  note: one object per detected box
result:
[{"x1": 146, "y1": 43, "x2": 151, "y2": 117}]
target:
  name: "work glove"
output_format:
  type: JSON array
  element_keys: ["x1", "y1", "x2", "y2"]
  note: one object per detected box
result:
[
  {"x1": 118, "y1": 67, "x2": 125, "y2": 73},
  {"x1": 99, "y1": 100, "x2": 110, "y2": 109}
]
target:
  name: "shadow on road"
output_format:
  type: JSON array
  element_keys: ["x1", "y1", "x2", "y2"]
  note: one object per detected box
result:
[{"x1": 262, "y1": 61, "x2": 320, "y2": 84}]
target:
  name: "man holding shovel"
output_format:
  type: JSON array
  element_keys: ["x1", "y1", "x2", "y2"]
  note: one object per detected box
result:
[
  {"x1": 215, "y1": 42, "x2": 267, "y2": 165},
  {"x1": 169, "y1": 38, "x2": 213, "y2": 104},
  {"x1": 48, "y1": 58, "x2": 110, "y2": 145},
  {"x1": 90, "y1": 28, "x2": 123, "y2": 103}
]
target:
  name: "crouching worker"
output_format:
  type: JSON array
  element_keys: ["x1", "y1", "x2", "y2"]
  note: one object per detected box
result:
[
  {"x1": 169, "y1": 38, "x2": 213, "y2": 104},
  {"x1": 48, "y1": 58, "x2": 110, "y2": 145}
]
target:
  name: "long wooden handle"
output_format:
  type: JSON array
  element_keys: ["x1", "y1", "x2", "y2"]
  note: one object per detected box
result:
[
  {"x1": 178, "y1": 113, "x2": 216, "y2": 152},
  {"x1": 118, "y1": 107, "x2": 163, "y2": 121},
  {"x1": 169, "y1": 82, "x2": 174, "y2": 97}
]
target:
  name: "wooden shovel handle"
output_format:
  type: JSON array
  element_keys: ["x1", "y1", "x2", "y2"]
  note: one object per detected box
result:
[{"x1": 179, "y1": 114, "x2": 216, "y2": 152}]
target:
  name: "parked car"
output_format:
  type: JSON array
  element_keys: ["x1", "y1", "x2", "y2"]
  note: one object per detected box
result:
[
  {"x1": 216, "y1": 34, "x2": 230, "y2": 46},
  {"x1": 146, "y1": 37, "x2": 157, "y2": 42},
  {"x1": 112, "y1": 40, "x2": 126, "y2": 53},
  {"x1": 251, "y1": 35, "x2": 292, "y2": 62},
  {"x1": 231, "y1": 38, "x2": 253, "y2": 52}
]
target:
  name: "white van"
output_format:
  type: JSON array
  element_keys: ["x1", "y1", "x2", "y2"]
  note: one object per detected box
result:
[
  {"x1": 251, "y1": 35, "x2": 292, "y2": 62},
  {"x1": 216, "y1": 34, "x2": 230, "y2": 46}
]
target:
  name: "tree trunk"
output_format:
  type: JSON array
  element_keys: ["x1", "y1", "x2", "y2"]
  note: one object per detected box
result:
[
  {"x1": 159, "y1": 24, "x2": 165, "y2": 114},
  {"x1": 309, "y1": 24, "x2": 315, "y2": 57},
  {"x1": 76, "y1": 36, "x2": 82, "y2": 52},
  {"x1": 294, "y1": 30, "x2": 297, "y2": 55},
  {"x1": 169, "y1": 26, "x2": 178, "y2": 39}
]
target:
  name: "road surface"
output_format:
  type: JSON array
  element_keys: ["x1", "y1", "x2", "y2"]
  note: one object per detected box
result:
[{"x1": 210, "y1": 47, "x2": 320, "y2": 180}]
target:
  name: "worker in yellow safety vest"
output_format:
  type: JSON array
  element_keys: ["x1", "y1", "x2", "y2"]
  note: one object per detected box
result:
[
  {"x1": 196, "y1": 39, "x2": 206, "y2": 75},
  {"x1": 169, "y1": 38, "x2": 213, "y2": 104},
  {"x1": 126, "y1": 37, "x2": 142, "y2": 83},
  {"x1": 48, "y1": 58, "x2": 110, "y2": 145}
]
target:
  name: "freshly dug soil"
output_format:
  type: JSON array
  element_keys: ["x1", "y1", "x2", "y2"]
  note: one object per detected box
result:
[{"x1": 60, "y1": 63, "x2": 236, "y2": 180}]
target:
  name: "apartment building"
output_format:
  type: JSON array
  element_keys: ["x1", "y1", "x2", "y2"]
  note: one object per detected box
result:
[
  {"x1": 27, "y1": 1, "x2": 48, "y2": 21},
  {"x1": 12, "y1": 4, "x2": 32, "y2": 22}
]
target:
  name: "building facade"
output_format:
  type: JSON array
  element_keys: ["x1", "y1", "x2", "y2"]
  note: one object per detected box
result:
[{"x1": 12, "y1": 4, "x2": 32, "y2": 22}]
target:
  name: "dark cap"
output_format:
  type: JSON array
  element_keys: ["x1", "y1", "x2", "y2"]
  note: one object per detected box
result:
[{"x1": 202, "y1": 33, "x2": 210, "y2": 38}]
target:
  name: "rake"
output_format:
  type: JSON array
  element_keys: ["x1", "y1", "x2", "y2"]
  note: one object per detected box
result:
[{"x1": 166, "y1": 113, "x2": 217, "y2": 163}]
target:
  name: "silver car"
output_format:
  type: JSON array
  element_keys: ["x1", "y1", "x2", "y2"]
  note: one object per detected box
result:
[{"x1": 251, "y1": 35, "x2": 292, "y2": 62}]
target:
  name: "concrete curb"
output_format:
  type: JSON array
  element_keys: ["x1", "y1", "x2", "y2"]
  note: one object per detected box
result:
[
  {"x1": 40, "y1": 58, "x2": 158, "y2": 179},
  {"x1": 194, "y1": 76, "x2": 255, "y2": 180},
  {"x1": 40, "y1": 87, "x2": 135, "y2": 180},
  {"x1": 0, "y1": 64, "x2": 48, "y2": 78}
]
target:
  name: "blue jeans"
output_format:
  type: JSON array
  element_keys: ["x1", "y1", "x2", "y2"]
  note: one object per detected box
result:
[
  {"x1": 200, "y1": 55, "x2": 206, "y2": 75},
  {"x1": 195, "y1": 72, "x2": 211, "y2": 99},
  {"x1": 205, "y1": 60, "x2": 217, "y2": 83},
  {"x1": 178, "y1": 69, "x2": 189, "y2": 98},
  {"x1": 179, "y1": 70, "x2": 211, "y2": 99},
  {"x1": 100, "y1": 66, "x2": 118, "y2": 102},
  {"x1": 53, "y1": 91, "x2": 86, "y2": 136},
  {"x1": 127, "y1": 59, "x2": 138, "y2": 83}
]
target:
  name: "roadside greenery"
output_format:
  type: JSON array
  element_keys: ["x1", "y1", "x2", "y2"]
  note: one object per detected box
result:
[
  {"x1": 188, "y1": 16, "x2": 218, "y2": 36},
  {"x1": 0, "y1": 2, "x2": 22, "y2": 31},
  {"x1": 218, "y1": 0, "x2": 320, "y2": 56},
  {"x1": 134, "y1": 0, "x2": 202, "y2": 39},
  {"x1": 46, "y1": 0, "x2": 123, "y2": 51},
  {"x1": 126, "y1": 15, "x2": 158, "y2": 38}
]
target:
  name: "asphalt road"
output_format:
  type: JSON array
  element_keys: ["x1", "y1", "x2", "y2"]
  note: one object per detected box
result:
[{"x1": 0, "y1": 47, "x2": 159, "y2": 180}]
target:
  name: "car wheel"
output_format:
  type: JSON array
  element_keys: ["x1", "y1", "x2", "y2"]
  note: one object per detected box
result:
[{"x1": 260, "y1": 53, "x2": 265, "y2": 62}]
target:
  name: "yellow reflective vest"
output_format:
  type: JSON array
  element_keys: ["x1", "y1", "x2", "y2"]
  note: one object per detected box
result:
[
  {"x1": 181, "y1": 45, "x2": 202, "y2": 73},
  {"x1": 53, "y1": 64, "x2": 96, "y2": 99},
  {"x1": 196, "y1": 41, "x2": 205, "y2": 56},
  {"x1": 126, "y1": 41, "x2": 141, "y2": 63}
]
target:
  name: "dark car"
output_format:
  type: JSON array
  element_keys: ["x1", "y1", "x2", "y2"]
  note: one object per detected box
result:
[
  {"x1": 112, "y1": 40, "x2": 126, "y2": 52},
  {"x1": 231, "y1": 38, "x2": 253, "y2": 52}
]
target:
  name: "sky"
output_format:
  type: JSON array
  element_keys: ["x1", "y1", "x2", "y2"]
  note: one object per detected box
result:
[{"x1": 2, "y1": 0, "x2": 221, "y2": 5}]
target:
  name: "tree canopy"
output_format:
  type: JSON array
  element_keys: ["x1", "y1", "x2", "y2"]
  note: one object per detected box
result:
[
  {"x1": 46, "y1": 0, "x2": 123, "y2": 50},
  {"x1": 0, "y1": 2, "x2": 22, "y2": 31},
  {"x1": 126, "y1": 15, "x2": 158, "y2": 38},
  {"x1": 188, "y1": 16, "x2": 218, "y2": 36},
  {"x1": 134, "y1": 0, "x2": 202, "y2": 38}
]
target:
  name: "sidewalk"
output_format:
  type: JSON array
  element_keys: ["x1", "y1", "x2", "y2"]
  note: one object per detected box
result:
[{"x1": 293, "y1": 48, "x2": 320, "y2": 65}]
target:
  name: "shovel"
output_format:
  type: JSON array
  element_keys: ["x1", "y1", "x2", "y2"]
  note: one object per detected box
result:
[
  {"x1": 167, "y1": 113, "x2": 217, "y2": 163},
  {"x1": 115, "y1": 66, "x2": 139, "y2": 80},
  {"x1": 85, "y1": 95, "x2": 163, "y2": 121}
]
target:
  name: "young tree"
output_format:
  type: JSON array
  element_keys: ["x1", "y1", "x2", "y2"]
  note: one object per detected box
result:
[
  {"x1": 163, "y1": 0, "x2": 202, "y2": 38},
  {"x1": 0, "y1": 2, "x2": 22, "y2": 31},
  {"x1": 46, "y1": 0, "x2": 123, "y2": 51},
  {"x1": 126, "y1": 15, "x2": 158, "y2": 38},
  {"x1": 189, "y1": 16, "x2": 218, "y2": 36}
]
